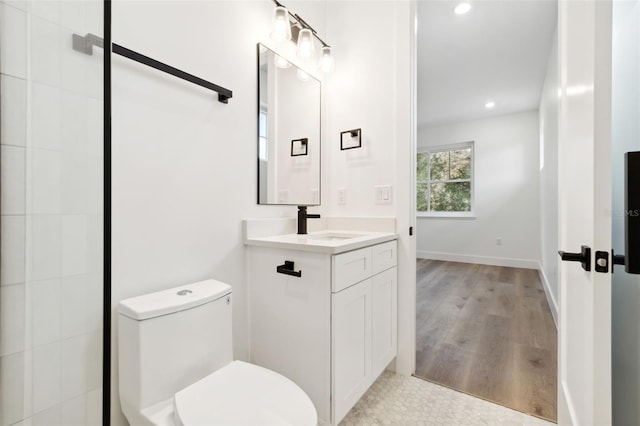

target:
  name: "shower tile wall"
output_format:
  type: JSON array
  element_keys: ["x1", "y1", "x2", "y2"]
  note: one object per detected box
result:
[{"x1": 0, "y1": 1, "x2": 103, "y2": 425}]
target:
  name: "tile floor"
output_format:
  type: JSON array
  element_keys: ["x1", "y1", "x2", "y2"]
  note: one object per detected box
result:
[{"x1": 341, "y1": 372, "x2": 555, "y2": 426}]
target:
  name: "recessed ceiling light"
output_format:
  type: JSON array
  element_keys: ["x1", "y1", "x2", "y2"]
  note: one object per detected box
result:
[
  {"x1": 454, "y1": 3, "x2": 472, "y2": 15},
  {"x1": 485, "y1": 101, "x2": 496, "y2": 109}
]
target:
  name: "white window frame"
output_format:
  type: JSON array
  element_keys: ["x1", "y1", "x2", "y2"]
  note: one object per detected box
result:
[{"x1": 416, "y1": 141, "x2": 475, "y2": 218}]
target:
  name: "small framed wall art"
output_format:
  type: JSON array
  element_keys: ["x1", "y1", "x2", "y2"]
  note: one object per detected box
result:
[
  {"x1": 291, "y1": 138, "x2": 308, "y2": 156},
  {"x1": 340, "y1": 128, "x2": 362, "y2": 150}
]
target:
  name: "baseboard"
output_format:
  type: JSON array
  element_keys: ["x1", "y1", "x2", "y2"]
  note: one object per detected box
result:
[
  {"x1": 538, "y1": 262, "x2": 559, "y2": 328},
  {"x1": 416, "y1": 251, "x2": 539, "y2": 270}
]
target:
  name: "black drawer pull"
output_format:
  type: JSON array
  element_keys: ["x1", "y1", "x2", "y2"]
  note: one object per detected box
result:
[{"x1": 277, "y1": 261, "x2": 302, "y2": 277}]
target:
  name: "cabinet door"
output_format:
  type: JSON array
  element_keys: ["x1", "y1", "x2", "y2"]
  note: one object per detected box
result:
[
  {"x1": 371, "y1": 267, "x2": 397, "y2": 379},
  {"x1": 248, "y1": 247, "x2": 332, "y2": 423},
  {"x1": 332, "y1": 279, "x2": 372, "y2": 424}
]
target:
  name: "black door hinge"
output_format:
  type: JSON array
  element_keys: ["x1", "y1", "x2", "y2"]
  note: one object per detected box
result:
[{"x1": 409, "y1": 226, "x2": 413, "y2": 236}]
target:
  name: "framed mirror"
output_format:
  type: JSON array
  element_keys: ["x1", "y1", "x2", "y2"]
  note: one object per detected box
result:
[{"x1": 257, "y1": 43, "x2": 321, "y2": 205}]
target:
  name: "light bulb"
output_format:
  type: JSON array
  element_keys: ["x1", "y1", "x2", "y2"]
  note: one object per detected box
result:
[
  {"x1": 485, "y1": 101, "x2": 495, "y2": 109},
  {"x1": 296, "y1": 28, "x2": 314, "y2": 59},
  {"x1": 297, "y1": 69, "x2": 310, "y2": 82},
  {"x1": 318, "y1": 46, "x2": 334, "y2": 73},
  {"x1": 275, "y1": 55, "x2": 291, "y2": 69},
  {"x1": 271, "y1": 6, "x2": 291, "y2": 42}
]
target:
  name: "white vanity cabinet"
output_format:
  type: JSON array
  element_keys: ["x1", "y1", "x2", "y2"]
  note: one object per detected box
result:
[{"x1": 247, "y1": 239, "x2": 397, "y2": 425}]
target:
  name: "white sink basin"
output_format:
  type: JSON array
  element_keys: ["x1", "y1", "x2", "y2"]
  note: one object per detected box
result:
[{"x1": 305, "y1": 233, "x2": 361, "y2": 242}]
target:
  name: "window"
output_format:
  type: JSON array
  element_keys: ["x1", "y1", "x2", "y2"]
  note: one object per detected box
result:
[{"x1": 417, "y1": 142, "x2": 474, "y2": 216}]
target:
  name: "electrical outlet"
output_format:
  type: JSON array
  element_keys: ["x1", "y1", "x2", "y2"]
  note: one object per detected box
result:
[
  {"x1": 496, "y1": 237, "x2": 502, "y2": 246},
  {"x1": 338, "y1": 188, "x2": 346, "y2": 205},
  {"x1": 311, "y1": 189, "x2": 319, "y2": 204}
]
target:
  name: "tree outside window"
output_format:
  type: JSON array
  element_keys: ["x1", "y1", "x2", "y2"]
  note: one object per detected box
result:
[{"x1": 417, "y1": 142, "x2": 473, "y2": 214}]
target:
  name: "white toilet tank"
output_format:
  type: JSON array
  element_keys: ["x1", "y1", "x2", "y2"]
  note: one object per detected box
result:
[{"x1": 118, "y1": 280, "x2": 233, "y2": 422}]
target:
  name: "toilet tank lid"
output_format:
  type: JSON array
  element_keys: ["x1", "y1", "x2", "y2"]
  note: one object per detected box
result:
[{"x1": 118, "y1": 279, "x2": 232, "y2": 320}]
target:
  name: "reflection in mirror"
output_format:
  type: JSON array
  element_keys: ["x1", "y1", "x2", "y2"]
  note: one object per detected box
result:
[{"x1": 258, "y1": 43, "x2": 321, "y2": 205}]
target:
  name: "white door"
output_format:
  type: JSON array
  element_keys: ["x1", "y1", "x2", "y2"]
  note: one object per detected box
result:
[{"x1": 557, "y1": 0, "x2": 613, "y2": 424}]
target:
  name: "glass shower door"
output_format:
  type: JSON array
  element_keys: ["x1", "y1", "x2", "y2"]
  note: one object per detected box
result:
[
  {"x1": 0, "y1": 0, "x2": 104, "y2": 424},
  {"x1": 611, "y1": 1, "x2": 640, "y2": 424}
]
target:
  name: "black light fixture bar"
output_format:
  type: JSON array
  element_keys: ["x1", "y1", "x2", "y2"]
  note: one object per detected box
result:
[
  {"x1": 272, "y1": 0, "x2": 330, "y2": 48},
  {"x1": 72, "y1": 33, "x2": 232, "y2": 104}
]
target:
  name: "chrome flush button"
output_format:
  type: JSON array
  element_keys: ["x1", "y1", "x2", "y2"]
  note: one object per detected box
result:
[{"x1": 177, "y1": 289, "x2": 192, "y2": 296}]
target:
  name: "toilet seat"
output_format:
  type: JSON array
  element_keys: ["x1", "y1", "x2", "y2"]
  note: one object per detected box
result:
[{"x1": 173, "y1": 361, "x2": 318, "y2": 426}]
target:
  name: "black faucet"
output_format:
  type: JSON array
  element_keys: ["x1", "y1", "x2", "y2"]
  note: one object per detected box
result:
[{"x1": 297, "y1": 206, "x2": 321, "y2": 235}]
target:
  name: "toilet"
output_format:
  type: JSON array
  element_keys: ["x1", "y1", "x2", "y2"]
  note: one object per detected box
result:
[{"x1": 118, "y1": 279, "x2": 318, "y2": 426}]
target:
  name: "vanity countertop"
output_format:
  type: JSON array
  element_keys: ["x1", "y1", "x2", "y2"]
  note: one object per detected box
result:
[{"x1": 244, "y1": 230, "x2": 398, "y2": 254}]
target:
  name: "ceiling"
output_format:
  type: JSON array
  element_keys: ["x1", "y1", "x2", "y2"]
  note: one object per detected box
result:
[{"x1": 417, "y1": 0, "x2": 557, "y2": 128}]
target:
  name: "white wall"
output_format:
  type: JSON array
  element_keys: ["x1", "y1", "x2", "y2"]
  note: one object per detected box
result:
[
  {"x1": 538, "y1": 28, "x2": 559, "y2": 322},
  {"x1": 611, "y1": 1, "x2": 640, "y2": 423},
  {"x1": 111, "y1": 1, "x2": 327, "y2": 423},
  {"x1": 416, "y1": 111, "x2": 541, "y2": 269},
  {"x1": 324, "y1": 0, "x2": 415, "y2": 375}
]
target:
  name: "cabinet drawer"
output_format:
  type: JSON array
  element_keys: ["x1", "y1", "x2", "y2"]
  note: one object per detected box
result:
[
  {"x1": 332, "y1": 247, "x2": 372, "y2": 293},
  {"x1": 371, "y1": 240, "x2": 397, "y2": 275}
]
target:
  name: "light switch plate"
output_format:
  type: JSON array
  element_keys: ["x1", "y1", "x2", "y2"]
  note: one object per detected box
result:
[{"x1": 374, "y1": 185, "x2": 392, "y2": 205}]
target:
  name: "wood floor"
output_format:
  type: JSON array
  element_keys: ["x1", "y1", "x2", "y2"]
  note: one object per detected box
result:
[{"x1": 415, "y1": 260, "x2": 557, "y2": 422}]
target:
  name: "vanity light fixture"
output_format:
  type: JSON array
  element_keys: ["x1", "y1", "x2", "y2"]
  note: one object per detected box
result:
[
  {"x1": 454, "y1": 2, "x2": 472, "y2": 15},
  {"x1": 296, "y1": 28, "x2": 314, "y2": 59},
  {"x1": 485, "y1": 101, "x2": 496, "y2": 109},
  {"x1": 271, "y1": 6, "x2": 292, "y2": 42},
  {"x1": 270, "y1": 0, "x2": 334, "y2": 73},
  {"x1": 318, "y1": 46, "x2": 334, "y2": 73}
]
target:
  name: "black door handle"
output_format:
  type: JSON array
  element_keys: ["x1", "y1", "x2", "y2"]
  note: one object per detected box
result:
[
  {"x1": 613, "y1": 152, "x2": 640, "y2": 274},
  {"x1": 558, "y1": 245, "x2": 591, "y2": 271}
]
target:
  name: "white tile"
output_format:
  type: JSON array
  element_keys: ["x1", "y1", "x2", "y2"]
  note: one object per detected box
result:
[
  {"x1": 0, "y1": 352, "x2": 25, "y2": 425},
  {"x1": 60, "y1": 274, "x2": 87, "y2": 339},
  {"x1": 2, "y1": 0, "x2": 27, "y2": 11},
  {"x1": 61, "y1": 152, "x2": 88, "y2": 214},
  {"x1": 0, "y1": 283, "x2": 25, "y2": 356},
  {"x1": 60, "y1": 394, "x2": 85, "y2": 426},
  {"x1": 29, "y1": 0, "x2": 60, "y2": 24},
  {"x1": 85, "y1": 331, "x2": 101, "y2": 391},
  {"x1": 0, "y1": 74, "x2": 27, "y2": 147},
  {"x1": 86, "y1": 98, "x2": 103, "y2": 158},
  {"x1": 28, "y1": 215, "x2": 62, "y2": 281},
  {"x1": 61, "y1": 91, "x2": 88, "y2": 153},
  {"x1": 31, "y1": 148, "x2": 62, "y2": 214},
  {"x1": 1, "y1": 145, "x2": 26, "y2": 215},
  {"x1": 31, "y1": 341, "x2": 61, "y2": 413},
  {"x1": 0, "y1": 3, "x2": 27, "y2": 78},
  {"x1": 59, "y1": 1, "x2": 85, "y2": 34},
  {"x1": 62, "y1": 215, "x2": 87, "y2": 276},
  {"x1": 341, "y1": 371, "x2": 555, "y2": 426},
  {"x1": 84, "y1": 274, "x2": 102, "y2": 333},
  {"x1": 1, "y1": 215, "x2": 25, "y2": 285},
  {"x1": 86, "y1": 159, "x2": 103, "y2": 215},
  {"x1": 31, "y1": 83, "x2": 62, "y2": 151},
  {"x1": 31, "y1": 279, "x2": 61, "y2": 346},
  {"x1": 31, "y1": 403, "x2": 60, "y2": 426},
  {"x1": 85, "y1": 215, "x2": 102, "y2": 274},
  {"x1": 85, "y1": 388, "x2": 101, "y2": 426},
  {"x1": 30, "y1": 16, "x2": 62, "y2": 88},
  {"x1": 85, "y1": 0, "x2": 103, "y2": 37},
  {"x1": 61, "y1": 335, "x2": 89, "y2": 399}
]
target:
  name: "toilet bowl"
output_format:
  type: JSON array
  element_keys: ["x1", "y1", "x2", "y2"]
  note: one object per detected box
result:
[{"x1": 118, "y1": 279, "x2": 317, "y2": 425}]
